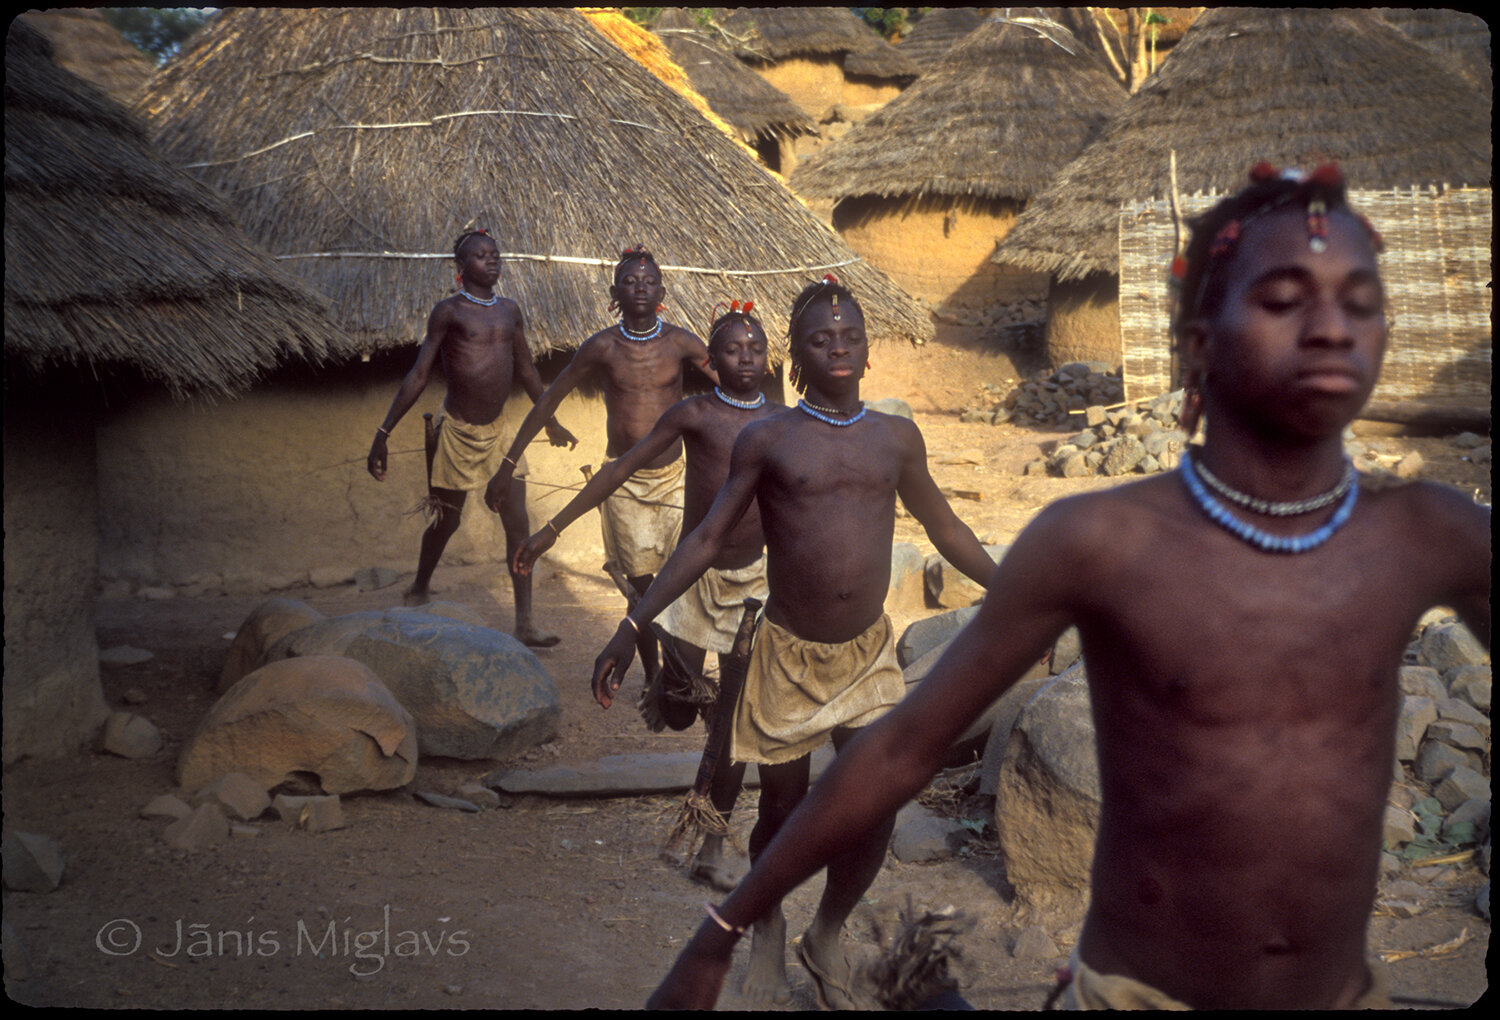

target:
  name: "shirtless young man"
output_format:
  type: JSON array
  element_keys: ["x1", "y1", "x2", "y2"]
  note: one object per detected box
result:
[
  {"x1": 644, "y1": 164, "x2": 1492, "y2": 1010},
  {"x1": 367, "y1": 229, "x2": 576, "y2": 647},
  {"x1": 513, "y1": 301, "x2": 777, "y2": 890},
  {"x1": 487, "y1": 247, "x2": 717, "y2": 681},
  {"x1": 592, "y1": 277, "x2": 996, "y2": 1007}
]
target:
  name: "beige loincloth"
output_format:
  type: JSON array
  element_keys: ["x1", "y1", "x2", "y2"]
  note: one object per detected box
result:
[
  {"x1": 659, "y1": 554, "x2": 768, "y2": 655},
  {"x1": 429, "y1": 407, "x2": 526, "y2": 492},
  {"x1": 1060, "y1": 949, "x2": 1391, "y2": 1010},
  {"x1": 730, "y1": 613, "x2": 904, "y2": 766},
  {"x1": 598, "y1": 455, "x2": 684, "y2": 578}
]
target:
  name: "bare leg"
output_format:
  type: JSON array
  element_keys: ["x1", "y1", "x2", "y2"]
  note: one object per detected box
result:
[
  {"x1": 406, "y1": 488, "x2": 465, "y2": 605},
  {"x1": 797, "y1": 726, "x2": 889, "y2": 1010},
  {"x1": 498, "y1": 476, "x2": 558, "y2": 648},
  {"x1": 628, "y1": 573, "x2": 660, "y2": 681},
  {"x1": 692, "y1": 650, "x2": 748, "y2": 891},
  {"x1": 739, "y1": 755, "x2": 810, "y2": 1006}
]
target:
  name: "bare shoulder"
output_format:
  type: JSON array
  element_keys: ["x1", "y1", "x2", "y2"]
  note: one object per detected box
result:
[
  {"x1": 1020, "y1": 475, "x2": 1181, "y2": 562},
  {"x1": 666, "y1": 323, "x2": 709, "y2": 355},
  {"x1": 1363, "y1": 477, "x2": 1491, "y2": 548}
]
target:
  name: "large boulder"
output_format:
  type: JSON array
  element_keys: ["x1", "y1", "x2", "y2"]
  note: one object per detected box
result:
[
  {"x1": 219, "y1": 598, "x2": 326, "y2": 692},
  {"x1": 995, "y1": 664, "x2": 1099, "y2": 918},
  {"x1": 924, "y1": 546, "x2": 1006, "y2": 610},
  {"x1": 897, "y1": 606, "x2": 980, "y2": 668},
  {"x1": 885, "y1": 542, "x2": 927, "y2": 614},
  {"x1": 904, "y1": 637, "x2": 1050, "y2": 763},
  {"x1": 265, "y1": 609, "x2": 560, "y2": 760},
  {"x1": 178, "y1": 655, "x2": 417, "y2": 794}
]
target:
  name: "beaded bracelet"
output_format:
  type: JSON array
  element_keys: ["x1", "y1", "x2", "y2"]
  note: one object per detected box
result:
[{"x1": 704, "y1": 902, "x2": 747, "y2": 937}]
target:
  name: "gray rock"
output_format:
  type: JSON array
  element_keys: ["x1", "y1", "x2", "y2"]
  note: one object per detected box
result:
[
  {"x1": 1420, "y1": 622, "x2": 1490, "y2": 673},
  {"x1": 1380, "y1": 879, "x2": 1425, "y2": 918},
  {"x1": 1058, "y1": 451, "x2": 1090, "y2": 478},
  {"x1": 1453, "y1": 431, "x2": 1486, "y2": 449},
  {"x1": 273, "y1": 794, "x2": 346, "y2": 832},
  {"x1": 101, "y1": 711, "x2": 162, "y2": 759},
  {"x1": 354, "y1": 566, "x2": 402, "y2": 592},
  {"x1": 230, "y1": 823, "x2": 261, "y2": 839},
  {"x1": 178, "y1": 655, "x2": 418, "y2": 795},
  {"x1": 219, "y1": 597, "x2": 326, "y2": 692},
  {"x1": 1394, "y1": 696, "x2": 1437, "y2": 761},
  {"x1": 886, "y1": 543, "x2": 927, "y2": 614},
  {"x1": 486, "y1": 747, "x2": 835, "y2": 798},
  {"x1": 865, "y1": 397, "x2": 913, "y2": 420},
  {"x1": 1050, "y1": 627, "x2": 1082, "y2": 676},
  {"x1": 1434, "y1": 766, "x2": 1489, "y2": 811},
  {"x1": 1011, "y1": 925, "x2": 1059, "y2": 961},
  {"x1": 904, "y1": 644, "x2": 1051, "y2": 755},
  {"x1": 456, "y1": 783, "x2": 503, "y2": 809},
  {"x1": 978, "y1": 674, "x2": 1054, "y2": 797},
  {"x1": 1426, "y1": 719, "x2": 1487, "y2": 753},
  {"x1": 1447, "y1": 664, "x2": 1491, "y2": 712},
  {"x1": 2, "y1": 831, "x2": 66, "y2": 892},
  {"x1": 1142, "y1": 429, "x2": 1188, "y2": 459},
  {"x1": 898, "y1": 607, "x2": 980, "y2": 668},
  {"x1": 1084, "y1": 406, "x2": 1107, "y2": 427},
  {"x1": 141, "y1": 794, "x2": 193, "y2": 821},
  {"x1": 163, "y1": 803, "x2": 229, "y2": 851},
  {"x1": 1392, "y1": 451, "x2": 1424, "y2": 479},
  {"x1": 890, "y1": 803, "x2": 966, "y2": 863},
  {"x1": 1383, "y1": 804, "x2": 1416, "y2": 849},
  {"x1": 1444, "y1": 798, "x2": 1490, "y2": 842},
  {"x1": 1476, "y1": 882, "x2": 1491, "y2": 922},
  {"x1": 1437, "y1": 696, "x2": 1489, "y2": 737},
  {"x1": 1100, "y1": 435, "x2": 1146, "y2": 476},
  {"x1": 99, "y1": 645, "x2": 154, "y2": 666},
  {"x1": 266, "y1": 609, "x2": 560, "y2": 760},
  {"x1": 995, "y1": 665, "x2": 1099, "y2": 909},
  {"x1": 192, "y1": 772, "x2": 271, "y2": 821},
  {"x1": 415, "y1": 791, "x2": 482, "y2": 813},
  {"x1": 1413, "y1": 740, "x2": 1476, "y2": 783},
  {"x1": 1398, "y1": 666, "x2": 1447, "y2": 702},
  {"x1": 924, "y1": 546, "x2": 1004, "y2": 610}
]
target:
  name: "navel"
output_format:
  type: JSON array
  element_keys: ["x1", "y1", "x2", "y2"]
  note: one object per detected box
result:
[{"x1": 837, "y1": 590, "x2": 852, "y2": 601}]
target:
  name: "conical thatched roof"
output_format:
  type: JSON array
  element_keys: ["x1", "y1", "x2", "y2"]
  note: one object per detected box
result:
[
  {"x1": 137, "y1": 8, "x2": 931, "y2": 357},
  {"x1": 4, "y1": 21, "x2": 351, "y2": 399},
  {"x1": 1377, "y1": 8, "x2": 1492, "y2": 92},
  {"x1": 792, "y1": 17, "x2": 1126, "y2": 203},
  {"x1": 995, "y1": 8, "x2": 1493, "y2": 282},
  {"x1": 653, "y1": 9, "x2": 816, "y2": 141},
  {"x1": 717, "y1": 7, "x2": 919, "y2": 80},
  {"x1": 895, "y1": 7, "x2": 985, "y2": 72},
  {"x1": 15, "y1": 8, "x2": 155, "y2": 103}
]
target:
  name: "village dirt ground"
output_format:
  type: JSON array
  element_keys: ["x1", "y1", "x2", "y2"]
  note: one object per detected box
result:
[{"x1": 3, "y1": 335, "x2": 1491, "y2": 1010}]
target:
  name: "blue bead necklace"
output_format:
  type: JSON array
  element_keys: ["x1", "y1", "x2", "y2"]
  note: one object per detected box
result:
[
  {"x1": 618, "y1": 316, "x2": 664, "y2": 342},
  {"x1": 714, "y1": 387, "x2": 765, "y2": 409},
  {"x1": 458, "y1": 286, "x2": 499, "y2": 307},
  {"x1": 797, "y1": 399, "x2": 865, "y2": 426},
  {"x1": 1180, "y1": 450, "x2": 1358, "y2": 554}
]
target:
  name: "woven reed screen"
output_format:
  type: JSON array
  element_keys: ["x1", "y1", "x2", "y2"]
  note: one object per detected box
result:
[{"x1": 1117, "y1": 187, "x2": 1492, "y2": 406}]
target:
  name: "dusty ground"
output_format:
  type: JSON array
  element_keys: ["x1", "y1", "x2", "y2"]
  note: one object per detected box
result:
[{"x1": 3, "y1": 334, "x2": 1490, "y2": 1009}]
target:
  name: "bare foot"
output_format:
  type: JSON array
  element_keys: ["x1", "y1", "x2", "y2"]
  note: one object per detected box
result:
[
  {"x1": 740, "y1": 907, "x2": 791, "y2": 1006},
  {"x1": 514, "y1": 623, "x2": 560, "y2": 649},
  {"x1": 797, "y1": 928, "x2": 877, "y2": 1010},
  {"x1": 402, "y1": 586, "x2": 431, "y2": 607},
  {"x1": 690, "y1": 837, "x2": 743, "y2": 893}
]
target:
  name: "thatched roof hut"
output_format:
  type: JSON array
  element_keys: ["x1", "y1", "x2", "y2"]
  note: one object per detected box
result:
[
  {"x1": 14, "y1": 8, "x2": 155, "y2": 103},
  {"x1": 1377, "y1": 8, "x2": 1492, "y2": 92},
  {"x1": 137, "y1": 8, "x2": 931, "y2": 358},
  {"x1": 996, "y1": 7, "x2": 1491, "y2": 285},
  {"x1": 652, "y1": 8, "x2": 816, "y2": 164},
  {"x1": 894, "y1": 7, "x2": 985, "y2": 73},
  {"x1": 717, "y1": 6, "x2": 919, "y2": 80},
  {"x1": 787, "y1": 16, "x2": 1125, "y2": 325},
  {"x1": 5, "y1": 20, "x2": 350, "y2": 399}
]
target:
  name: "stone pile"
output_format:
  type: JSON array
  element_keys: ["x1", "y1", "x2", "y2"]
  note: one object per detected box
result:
[
  {"x1": 1040, "y1": 390, "x2": 1189, "y2": 479},
  {"x1": 961, "y1": 362, "x2": 1124, "y2": 428}
]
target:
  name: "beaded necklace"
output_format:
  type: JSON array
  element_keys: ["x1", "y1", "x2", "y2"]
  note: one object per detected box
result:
[
  {"x1": 458, "y1": 286, "x2": 499, "y2": 307},
  {"x1": 796, "y1": 399, "x2": 865, "y2": 426},
  {"x1": 714, "y1": 387, "x2": 765, "y2": 410},
  {"x1": 618, "y1": 316, "x2": 664, "y2": 342},
  {"x1": 1192, "y1": 455, "x2": 1354, "y2": 517},
  {"x1": 1180, "y1": 451, "x2": 1358, "y2": 554}
]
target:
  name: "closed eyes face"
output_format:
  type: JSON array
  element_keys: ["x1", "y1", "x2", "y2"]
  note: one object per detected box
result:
[
  {"x1": 711, "y1": 322, "x2": 768, "y2": 387},
  {"x1": 794, "y1": 298, "x2": 867, "y2": 382}
]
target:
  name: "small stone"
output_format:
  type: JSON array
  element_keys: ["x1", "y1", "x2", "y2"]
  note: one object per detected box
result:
[
  {"x1": 1443, "y1": 799, "x2": 1489, "y2": 842},
  {"x1": 273, "y1": 794, "x2": 346, "y2": 833},
  {"x1": 1382, "y1": 804, "x2": 1416, "y2": 849},
  {"x1": 1452, "y1": 432, "x2": 1485, "y2": 449},
  {"x1": 456, "y1": 783, "x2": 502, "y2": 809},
  {"x1": 2, "y1": 832, "x2": 66, "y2": 892},
  {"x1": 193, "y1": 772, "x2": 271, "y2": 821},
  {"x1": 1426, "y1": 719, "x2": 1487, "y2": 753},
  {"x1": 99, "y1": 645, "x2": 154, "y2": 666},
  {"x1": 1413, "y1": 740, "x2": 1475, "y2": 783},
  {"x1": 1434, "y1": 766, "x2": 1489, "y2": 811},
  {"x1": 1084, "y1": 406, "x2": 1107, "y2": 427},
  {"x1": 163, "y1": 804, "x2": 229, "y2": 851},
  {"x1": 1394, "y1": 696, "x2": 1437, "y2": 761},
  {"x1": 1436, "y1": 697, "x2": 1489, "y2": 738},
  {"x1": 1397, "y1": 666, "x2": 1446, "y2": 701},
  {"x1": 1023, "y1": 459, "x2": 1047, "y2": 476},
  {"x1": 230, "y1": 824, "x2": 261, "y2": 839},
  {"x1": 1011, "y1": 925, "x2": 1059, "y2": 960},
  {"x1": 101, "y1": 712, "x2": 162, "y2": 759},
  {"x1": 1100, "y1": 435, "x2": 1146, "y2": 476},
  {"x1": 1392, "y1": 451, "x2": 1424, "y2": 479},
  {"x1": 1421, "y1": 622, "x2": 1489, "y2": 673},
  {"x1": 140, "y1": 794, "x2": 192, "y2": 821},
  {"x1": 1446, "y1": 664, "x2": 1491, "y2": 712},
  {"x1": 1059, "y1": 451, "x2": 1090, "y2": 478},
  {"x1": 415, "y1": 791, "x2": 481, "y2": 813}
]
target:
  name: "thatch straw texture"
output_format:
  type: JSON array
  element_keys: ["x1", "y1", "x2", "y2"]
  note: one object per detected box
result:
[
  {"x1": 1377, "y1": 8, "x2": 1492, "y2": 92},
  {"x1": 137, "y1": 8, "x2": 931, "y2": 356},
  {"x1": 994, "y1": 8, "x2": 1493, "y2": 282},
  {"x1": 895, "y1": 7, "x2": 985, "y2": 72},
  {"x1": 792, "y1": 18, "x2": 1126, "y2": 203},
  {"x1": 653, "y1": 13, "x2": 816, "y2": 141},
  {"x1": 4, "y1": 22, "x2": 352, "y2": 399},
  {"x1": 14, "y1": 8, "x2": 155, "y2": 103},
  {"x1": 717, "y1": 7, "x2": 919, "y2": 80}
]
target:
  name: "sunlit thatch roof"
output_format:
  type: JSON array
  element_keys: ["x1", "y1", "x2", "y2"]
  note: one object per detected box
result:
[
  {"x1": 792, "y1": 16, "x2": 1126, "y2": 204},
  {"x1": 895, "y1": 7, "x2": 985, "y2": 72},
  {"x1": 14, "y1": 8, "x2": 155, "y2": 103},
  {"x1": 716, "y1": 6, "x2": 919, "y2": 80},
  {"x1": 994, "y1": 8, "x2": 1493, "y2": 282},
  {"x1": 4, "y1": 21, "x2": 351, "y2": 399},
  {"x1": 1377, "y1": 7, "x2": 1492, "y2": 93},
  {"x1": 653, "y1": 8, "x2": 816, "y2": 142},
  {"x1": 137, "y1": 8, "x2": 931, "y2": 357}
]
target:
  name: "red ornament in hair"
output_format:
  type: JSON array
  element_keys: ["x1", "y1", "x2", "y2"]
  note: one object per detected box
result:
[
  {"x1": 1248, "y1": 161, "x2": 1280, "y2": 184},
  {"x1": 742, "y1": 301, "x2": 754, "y2": 315},
  {"x1": 1310, "y1": 163, "x2": 1343, "y2": 187}
]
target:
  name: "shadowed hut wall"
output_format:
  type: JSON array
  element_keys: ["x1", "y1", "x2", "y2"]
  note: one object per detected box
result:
[
  {"x1": 3, "y1": 389, "x2": 110, "y2": 764},
  {"x1": 94, "y1": 368, "x2": 611, "y2": 593},
  {"x1": 751, "y1": 56, "x2": 901, "y2": 162},
  {"x1": 832, "y1": 194, "x2": 1049, "y2": 313},
  {"x1": 1043, "y1": 275, "x2": 1121, "y2": 369}
]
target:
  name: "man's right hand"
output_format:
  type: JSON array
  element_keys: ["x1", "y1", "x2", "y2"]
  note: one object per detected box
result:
[
  {"x1": 512, "y1": 530, "x2": 556, "y2": 577},
  {"x1": 591, "y1": 623, "x2": 640, "y2": 709},
  {"x1": 367, "y1": 433, "x2": 389, "y2": 481},
  {"x1": 483, "y1": 464, "x2": 514, "y2": 513}
]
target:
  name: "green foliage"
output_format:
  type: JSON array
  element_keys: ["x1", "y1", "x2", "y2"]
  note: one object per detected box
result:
[
  {"x1": 854, "y1": 7, "x2": 912, "y2": 41},
  {"x1": 99, "y1": 7, "x2": 213, "y2": 66},
  {"x1": 620, "y1": 8, "x2": 663, "y2": 29}
]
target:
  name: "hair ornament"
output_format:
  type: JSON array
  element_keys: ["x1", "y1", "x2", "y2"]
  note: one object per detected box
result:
[
  {"x1": 1306, "y1": 198, "x2": 1330, "y2": 253},
  {"x1": 742, "y1": 301, "x2": 753, "y2": 315},
  {"x1": 1248, "y1": 161, "x2": 1280, "y2": 184},
  {"x1": 1168, "y1": 254, "x2": 1189, "y2": 291},
  {"x1": 1310, "y1": 162, "x2": 1344, "y2": 188},
  {"x1": 1208, "y1": 220, "x2": 1241, "y2": 259}
]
